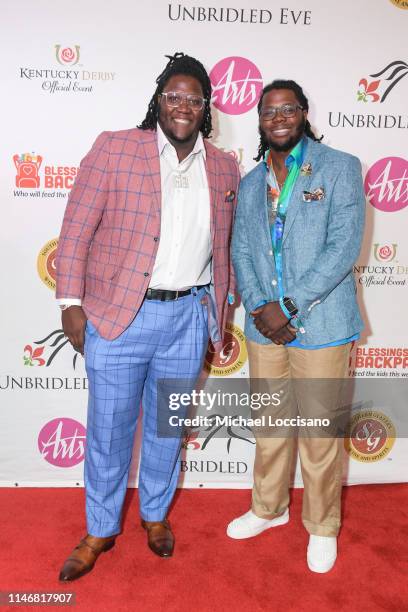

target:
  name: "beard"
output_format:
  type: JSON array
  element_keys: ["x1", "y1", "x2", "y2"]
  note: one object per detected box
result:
[{"x1": 260, "y1": 117, "x2": 306, "y2": 153}]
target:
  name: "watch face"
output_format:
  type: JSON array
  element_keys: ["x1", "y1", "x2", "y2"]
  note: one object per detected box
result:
[{"x1": 284, "y1": 297, "x2": 298, "y2": 315}]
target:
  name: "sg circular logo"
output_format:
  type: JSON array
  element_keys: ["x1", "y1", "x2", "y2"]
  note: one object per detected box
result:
[
  {"x1": 204, "y1": 322, "x2": 247, "y2": 376},
  {"x1": 210, "y1": 56, "x2": 263, "y2": 115},
  {"x1": 364, "y1": 157, "x2": 408, "y2": 212},
  {"x1": 37, "y1": 238, "x2": 58, "y2": 291},
  {"x1": 344, "y1": 410, "x2": 395, "y2": 462},
  {"x1": 38, "y1": 418, "x2": 86, "y2": 468}
]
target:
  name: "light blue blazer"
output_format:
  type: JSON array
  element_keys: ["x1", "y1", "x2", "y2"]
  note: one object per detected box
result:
[{"x1": 231, "y1": 137, "x2": 365, "y2": 346}]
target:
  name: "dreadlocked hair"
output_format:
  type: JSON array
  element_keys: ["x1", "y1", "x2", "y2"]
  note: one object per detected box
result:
[
  {"x1": 138, "y1": 52, "x2": 213, "y2": 138},
  {"x1": 254, "y1": 79, "x2": 323, "y2": 161}
]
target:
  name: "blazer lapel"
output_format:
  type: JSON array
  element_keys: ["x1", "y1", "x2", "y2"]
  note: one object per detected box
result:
[
  {"x1": 142, "y1": 132, "x2": 162, "y2": 216},
  {"x1": 258, "y1": 164, "x2": 273, "y2": 250},
  {"x1": 204, "y1": 143, "x2": 218, "y2": 243},
  {"x1": 283, "y1": 176, "x2": 311, "y2": 244},
  {"x1": 283, "y1": 138, "x2": 322, "y2": 244}
]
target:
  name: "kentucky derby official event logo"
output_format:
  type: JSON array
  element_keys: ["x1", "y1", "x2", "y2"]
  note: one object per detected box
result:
[
  {"x1": 18, "y1": 44, "x2": 116, "y2": 95},
  {"x1": 364, "y1": 157, "x2": 408, "y2": 212},
  {"x1": 37, "y1": 238, "x2": 58, "y2": 291},
  {"x1": 204, "y1": 322, "x2": 247, "y2": 376},
  {"x1": 38, "y1": 418, "x2": 86, "y2": 467},
  {"x1": 373, "y1": 243, "x2": 397, "y2": 262},
  {"x1": 210, "y1": 57, "x2": 263, "y2": 115},
  {"x1": 55, "y1": 45, "x2": 80, "y2": 66},
  {"x1": 354, "y1": 241, "x2": 407, "y2": 289},
  {"x1": 357, "y1": 60, "x2": 408, "y2": 103},
  {"x1": 345, "y1": 410, "x2": 395, "y2": 462}
]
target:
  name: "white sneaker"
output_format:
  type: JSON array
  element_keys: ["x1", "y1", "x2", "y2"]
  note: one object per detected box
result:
[
  {"x1": 227, "y1": 508, "x2": 289, "y2": 539},
  {"x1": 307, "y1": 535, "x2": 337, "y2": 573}
]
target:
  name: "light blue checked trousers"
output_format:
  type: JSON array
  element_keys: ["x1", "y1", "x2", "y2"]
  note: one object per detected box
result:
[{"x1": 83, "y1": 287, "x2": 209, "y2": 537}]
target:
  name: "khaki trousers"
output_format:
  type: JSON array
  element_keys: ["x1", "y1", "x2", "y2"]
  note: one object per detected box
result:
[{"x1": 247, "y1": 340, "x2": 351, "y2": 537}]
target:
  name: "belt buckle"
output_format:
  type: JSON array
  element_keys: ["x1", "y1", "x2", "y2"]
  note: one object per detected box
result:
[{"x1": 174, "y1": 290, "x2": 179, "y2": 301}]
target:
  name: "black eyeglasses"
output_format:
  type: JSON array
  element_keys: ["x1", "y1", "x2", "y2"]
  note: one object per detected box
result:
[
  {"x1": 259, "y1": 103, "x2": 304, "y2": 121},
  {"x1": 160, "y1": 91, "x2": 206, "y2": 111}
]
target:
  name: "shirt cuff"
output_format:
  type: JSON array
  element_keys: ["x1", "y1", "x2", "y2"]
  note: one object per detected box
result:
[
  {"x1": 57, "y1": 298, "x2": 82, "y2": 307},
  {"x1": 252, "y1": 300, "x2": 268, "y2": 312}
]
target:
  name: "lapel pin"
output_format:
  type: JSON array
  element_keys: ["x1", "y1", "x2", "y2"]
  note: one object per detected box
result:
[
  {"x1": 300, "y1": 162, "x2": 312, "y2": 176},
  {"x1": 225, "y1": 190, "x2": 235, "y2": 202}
]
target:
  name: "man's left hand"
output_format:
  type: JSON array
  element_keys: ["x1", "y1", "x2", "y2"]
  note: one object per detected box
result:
[{"x1": 251, "y1": 301, "x2": 289, "y2": 338}]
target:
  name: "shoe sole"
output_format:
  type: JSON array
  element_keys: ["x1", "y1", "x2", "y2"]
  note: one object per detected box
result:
[
  {"x1": 147, "y1": 542, "x2": 173, "y2": 558},
  {"x1": 307, "y1": 557, "x2": 336, "y2": 573},
  {"x1": 227, "y1": 512, "x2": 289, "y2": 540}
]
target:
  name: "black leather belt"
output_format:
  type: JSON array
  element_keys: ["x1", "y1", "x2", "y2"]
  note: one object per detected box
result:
[{"x1": 145, "y1": 285, "x2": 207, "y2": 301}]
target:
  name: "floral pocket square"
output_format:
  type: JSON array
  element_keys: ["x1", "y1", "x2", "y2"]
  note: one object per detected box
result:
[
  {"x1": 302, "y1": 188, "x2": 325, "y2": 202},
  {"x1": 225, "y1": 190, "x2": 236, "y2": 202}
]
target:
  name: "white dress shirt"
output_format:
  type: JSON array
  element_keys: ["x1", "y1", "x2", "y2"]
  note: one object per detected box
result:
[
  {"x1": 150, "y1": 124, "x2": 211, "y2": 290},
  {"x1": 58, "y1": 124, "x2": 212, "y2": 306}
]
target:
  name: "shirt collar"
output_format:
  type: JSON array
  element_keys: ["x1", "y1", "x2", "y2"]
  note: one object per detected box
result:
[{"x1": 157, "y1": 123, "x2": 206, "y2": 160}]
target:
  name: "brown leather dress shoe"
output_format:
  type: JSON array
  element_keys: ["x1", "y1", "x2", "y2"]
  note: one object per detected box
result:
[
  {"x1": 59, "y1": 534, "x2": 116, "y2": 582},
  {"x1": 141, "y1": 519, "x2": 174, "y2": 557}
]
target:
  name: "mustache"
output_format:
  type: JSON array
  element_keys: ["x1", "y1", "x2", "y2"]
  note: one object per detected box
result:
[
  {"x1": 258, "y1": 116, "x2": 306, "y2": 141},
  {"x1": 258, "y1": 117, "x2": 306, "y2": 153}
]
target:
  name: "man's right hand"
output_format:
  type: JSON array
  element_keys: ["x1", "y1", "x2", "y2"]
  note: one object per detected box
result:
[
  {"x1": 61, "y1": 306, "x2": 87, "y2": 355},
  {"x1": 250, "y1": 301, "x2": 289, "y2": 338},
  {"x1": 268, "y1": 324, "x2": 297, "y2": 345}
]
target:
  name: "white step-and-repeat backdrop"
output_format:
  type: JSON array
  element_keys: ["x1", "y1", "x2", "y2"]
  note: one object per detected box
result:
[{"x1": 1, "y1": 0, "x2": 407, "y2": 487}]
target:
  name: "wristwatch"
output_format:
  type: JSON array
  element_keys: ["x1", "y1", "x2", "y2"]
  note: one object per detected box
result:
[{"x1": 282, "y1": 296, "x2": 298, "y2": 317}]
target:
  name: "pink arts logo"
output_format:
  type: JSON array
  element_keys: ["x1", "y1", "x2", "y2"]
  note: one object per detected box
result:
[
  {"x1": 38, "y1": 418, "x2": 86, "y2": 467},
  {"x1": 55, "y1": 45, "x2": 80, "y2": 66},
  {"x1": 210, "y1": 57, "x2": 263, "y2": 115},
  {"x1": 365, "y1": 157, "x2": 408, "y2": 212}
]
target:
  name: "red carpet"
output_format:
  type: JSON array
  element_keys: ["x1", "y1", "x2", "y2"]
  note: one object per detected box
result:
[{"x1": 0, "y1": 485, "x2": 407, "y2": 611}]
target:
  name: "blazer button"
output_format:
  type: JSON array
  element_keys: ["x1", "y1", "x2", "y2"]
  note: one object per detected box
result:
[
  {"x1": 144, "y1": 272, "x2": 150, "y2": 277},
  {"x1": 154, "y1": 237, "x2": 159, "y2": 242}
]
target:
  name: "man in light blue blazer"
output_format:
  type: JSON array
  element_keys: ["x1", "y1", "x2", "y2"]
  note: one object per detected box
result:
[{"x1": 228, "y1": 80, "x2": 365, "y2": 573}]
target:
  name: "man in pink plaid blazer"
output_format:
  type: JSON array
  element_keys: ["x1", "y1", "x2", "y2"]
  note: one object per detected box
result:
[{"x1": 56, "y1": 53, "x2": 240, "y2": 581}]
